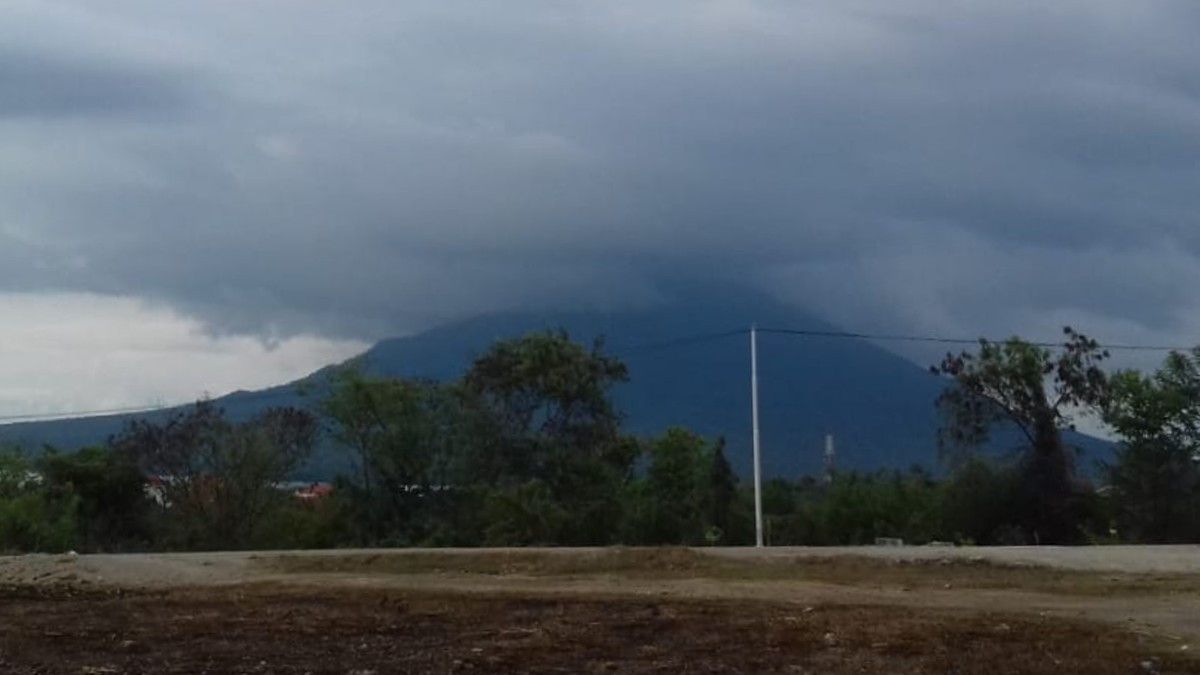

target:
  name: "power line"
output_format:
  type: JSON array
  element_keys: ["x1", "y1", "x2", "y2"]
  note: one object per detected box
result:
[
  {"x1": 758, "y1": 327, "x2": 1192, "y2": 352},
  {"x1": 611, "y1": 329, "x2": 749, "y2": 355},
  {"x1": 0, "y1": 325, "x2": 1191, "y2": 426},
  {"x1": 612, "y1": 325, "x2": 1192, "y2": 353},
  {"x1": 0, "y1": 386, "x2": 313, "y2": 424},
  {"x1": 0, "y1": 403, "x2": 169, "y2": 423}
]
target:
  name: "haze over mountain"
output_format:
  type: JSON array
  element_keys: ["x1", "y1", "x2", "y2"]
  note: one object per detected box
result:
[{"x1": 0, "y1": 287, "x2": 1111, "y2": 479}]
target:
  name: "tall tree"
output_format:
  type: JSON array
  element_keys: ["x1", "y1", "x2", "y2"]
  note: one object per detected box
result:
[
  {"x1": 111, "y1": 401, "x2": 317, "y2": 549},
  {"x1": 322, "y1": 368, "x2": 474, "y2": 544},
  {"x1": 1102, "y1": 349, "x2": 1200, "y2": 542},
  {"x1": 706, "y1": 436, "x2": 737, "y2": 542},
  {"x1": 621, "y1": 430, "x2": 739, "y2": 546},
  {"x1": 38, "y1": 446, "x2": 151, "y2": 551},
  {"x1": 464, "y1": 331, "x2": 634, "y2": 544},
  {"x1": 634, "y1": 428, "x2": 711, "y2": 544},
  {"x1": 932, "y1": 328, "x2": 1109, "y2": 543},
  {"x1": 0, "y1": 450, "x2": 78, "y2": 553},
  {"x1": 463, "y1": 331, "x2": 629, "y2": 473}
]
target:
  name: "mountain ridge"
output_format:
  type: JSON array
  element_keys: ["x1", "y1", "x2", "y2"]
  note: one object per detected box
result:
[{"x1": 0, "y1": 289, "x2": 1112, "y2": 478}]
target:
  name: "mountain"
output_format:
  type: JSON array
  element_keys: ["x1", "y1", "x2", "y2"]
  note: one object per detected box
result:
[{"x1": 0, "y1": 287, "x2": 1112, "y2": 479}]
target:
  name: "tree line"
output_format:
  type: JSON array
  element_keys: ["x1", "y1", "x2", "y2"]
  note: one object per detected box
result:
[{"x1": 2, "y1": 327, "x2": 1199, "y2": 553}]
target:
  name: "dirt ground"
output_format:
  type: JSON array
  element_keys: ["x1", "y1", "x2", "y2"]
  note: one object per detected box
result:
[{"x1": 3, "y1": 547, "x2": 1200, "y2": 674}]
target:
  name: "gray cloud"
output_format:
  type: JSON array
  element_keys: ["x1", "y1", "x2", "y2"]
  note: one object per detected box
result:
[
  {"x1": 2, "y1": 0, "x2": 1200, "y2": 358},
  {"x1": 0, "y1": 50, "x2": 191, "y2": 118}
]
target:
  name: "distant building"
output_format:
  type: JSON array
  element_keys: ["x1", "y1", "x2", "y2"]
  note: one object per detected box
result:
[
  {"x1": 292, "y1": 482, "x2": 333, "y2": 503},
  {"x1": 144, "y1": 474, "x2": 173, "y2": 506},
  {"x1": 146, "y1": 476, "x2": 336, "y2": 506}
]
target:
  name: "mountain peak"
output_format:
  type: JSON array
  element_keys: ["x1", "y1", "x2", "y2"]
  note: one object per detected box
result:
[{"x1": 0, "y1": 287, "x2": 1112, "y2": 479}]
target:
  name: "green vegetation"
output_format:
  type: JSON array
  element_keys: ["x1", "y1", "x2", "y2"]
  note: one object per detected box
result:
[
  {"x1": 932, "y1": 329, "x2": 1109, "y2": 543},
  {"x1": 3, "y1": 328, "x2": 1200, "y2": 553},
  {"x1": 0, "y1": 451, "x2": 77, "y2": 553},
  {"x1": 108, "y1": 402, "x2": 319, "y2": 550},
  {"x1": 623, "y1": 429, "x2": 740, "y2": 545},
  {"x1": 1101, "y1": 348, "x2": 1200, "y2": 542}
]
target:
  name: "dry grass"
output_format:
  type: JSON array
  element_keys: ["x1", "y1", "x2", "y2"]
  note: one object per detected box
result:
[{"x1": 261, "y1": 547, "x2": 1200, "y2": 596}]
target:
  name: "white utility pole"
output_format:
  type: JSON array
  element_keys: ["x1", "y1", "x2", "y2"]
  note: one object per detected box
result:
[{"x1": 750, "y1": 324, "x2": 764, "y2": 547}]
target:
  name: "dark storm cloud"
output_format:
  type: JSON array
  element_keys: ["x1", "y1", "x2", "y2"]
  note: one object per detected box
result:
[
  {"x1": 0, "y1": 50, "x2": 190, "y2": 118},
  {"x1": 3, "y1": 1, "x2": 1200, "y2": 352}
]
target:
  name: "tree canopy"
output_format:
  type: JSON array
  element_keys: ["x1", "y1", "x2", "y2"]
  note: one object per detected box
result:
[{"x1": 932, "y1": 328, "x2": 1109, "y2": 543}]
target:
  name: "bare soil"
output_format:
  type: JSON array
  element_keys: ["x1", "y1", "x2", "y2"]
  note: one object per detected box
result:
[
  {"x1": 3, "y1": 547, "x2": 1200, "y2": 673},
  {"x1": 1, "y1": 585, "x2": 1197, "y2": 674}
]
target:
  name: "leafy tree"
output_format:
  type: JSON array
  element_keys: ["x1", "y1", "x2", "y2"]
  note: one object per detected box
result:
[
  {"x1": 253, "y1": 496, "x2": 347, "y2": 550},
  {"x1": 1102, "y1": 349, "x2": 1200, "y2": 542},
  {"x1": 940, "y1": 457, "x2": 1022, "y2": 544},
  {"x1": 756, "y1": 470, "x2": 942, "y2": 545},
  {"x1": 706, "y1": 437, "x2": 738, "y2": 543},
  {"x1": 463, "y1": 331, "x2": 631, "y2": 471},
  {"x1": 932, "y1": 328, "x2": 1109, "y2": 543},
  {"x1": 625, "y1": 428, "x2": 711, "y2": 544},
  {"x1": 481, "y1": 480, "x2": 569, "y2": 546},
  {"x1": 38, "y1": 446, "x2": 151, "y2": 551},
  {"x1": 111, "y1": 401, "x2": 317, "y2": 549},
  {"x1": 757, "y1": 477, "x2": 822, "y2": 545},
  {"x1": 811, "y1": 471, "x2": 942, "y2": 545},
  {"x1": 0, "y1": 451, "x2": 78, "y2": 553},
  {"x1": 322, "y1": 368, "x2": 476, "y2": 544},
  {"x1": 464, "y1": 331, "x2": 635, "y2": 544}
]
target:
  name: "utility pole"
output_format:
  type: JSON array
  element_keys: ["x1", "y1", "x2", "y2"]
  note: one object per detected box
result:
[{"x1": 750, "y1": 324, "x2": 764, "y2": 547}]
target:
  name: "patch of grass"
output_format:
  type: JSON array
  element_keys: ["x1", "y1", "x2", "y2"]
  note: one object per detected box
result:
[
  {"x1": 259, "y1": 547, "x2": 1200, "y2": 596},
  {"x1": 760, "y1": 554, "x2": 1200, "y2": 596},
  {"x1": 262, "y1": 547, "x2": 711, "y2": 577}
]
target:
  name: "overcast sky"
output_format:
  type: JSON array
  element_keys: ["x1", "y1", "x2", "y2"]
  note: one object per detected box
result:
[{"x1": 2, "y1": 1, "x2": 1199, "y2": 416}]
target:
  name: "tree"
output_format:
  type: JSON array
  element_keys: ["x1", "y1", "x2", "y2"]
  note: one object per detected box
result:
[
  {"x1": 38, "y1": 446, "x2": 151, "y2": 551},
  {"x1": 463, "y1": 331, "x2": 630, "y2": 476},
  {"x1": 932, "y1": 328, "x2": 1109, "y2": 543},
  {"x1": 0, "y1": 450, "x2": 78, "y2": 553},
  {"x1": 753, "y1": 470, "x2": 942, "y2": 546},
  {"x1": 1102, "y1": 349, "x2": 1200, "y2": 542},
  {"x1": 625, "y1": 428, "x2": 709, "y2": 544},
  {"x1": 706, "y1": 437, "x2": 738, "y2": 543},
  {"x1": 621, "y1": 430, "x2": 742, "y2": 546},
  {"x1": 481, "y1": 480, "x2": 568, "y2": 546},
  {"x1": 463, "y1": 331, "x2": 635, "y2": 545},
  {"x1": 322, "y1": 368, "x2": 475, "y2": 544},
  {"x1": 111, "y1": 401, "x2": 317, "y2": 549},
  {"x1": 940, "y1": 457, "x2": 1022, "y2": 544}
]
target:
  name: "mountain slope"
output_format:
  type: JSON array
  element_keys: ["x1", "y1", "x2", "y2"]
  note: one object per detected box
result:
[{"x1": 0, "y1": 288, "x2": 1111, "y2": 478}]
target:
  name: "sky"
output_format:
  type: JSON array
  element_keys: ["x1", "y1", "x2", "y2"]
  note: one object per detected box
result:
[{"x1": 2, "y1": 1, "x2": 1199, "y2": 416}]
